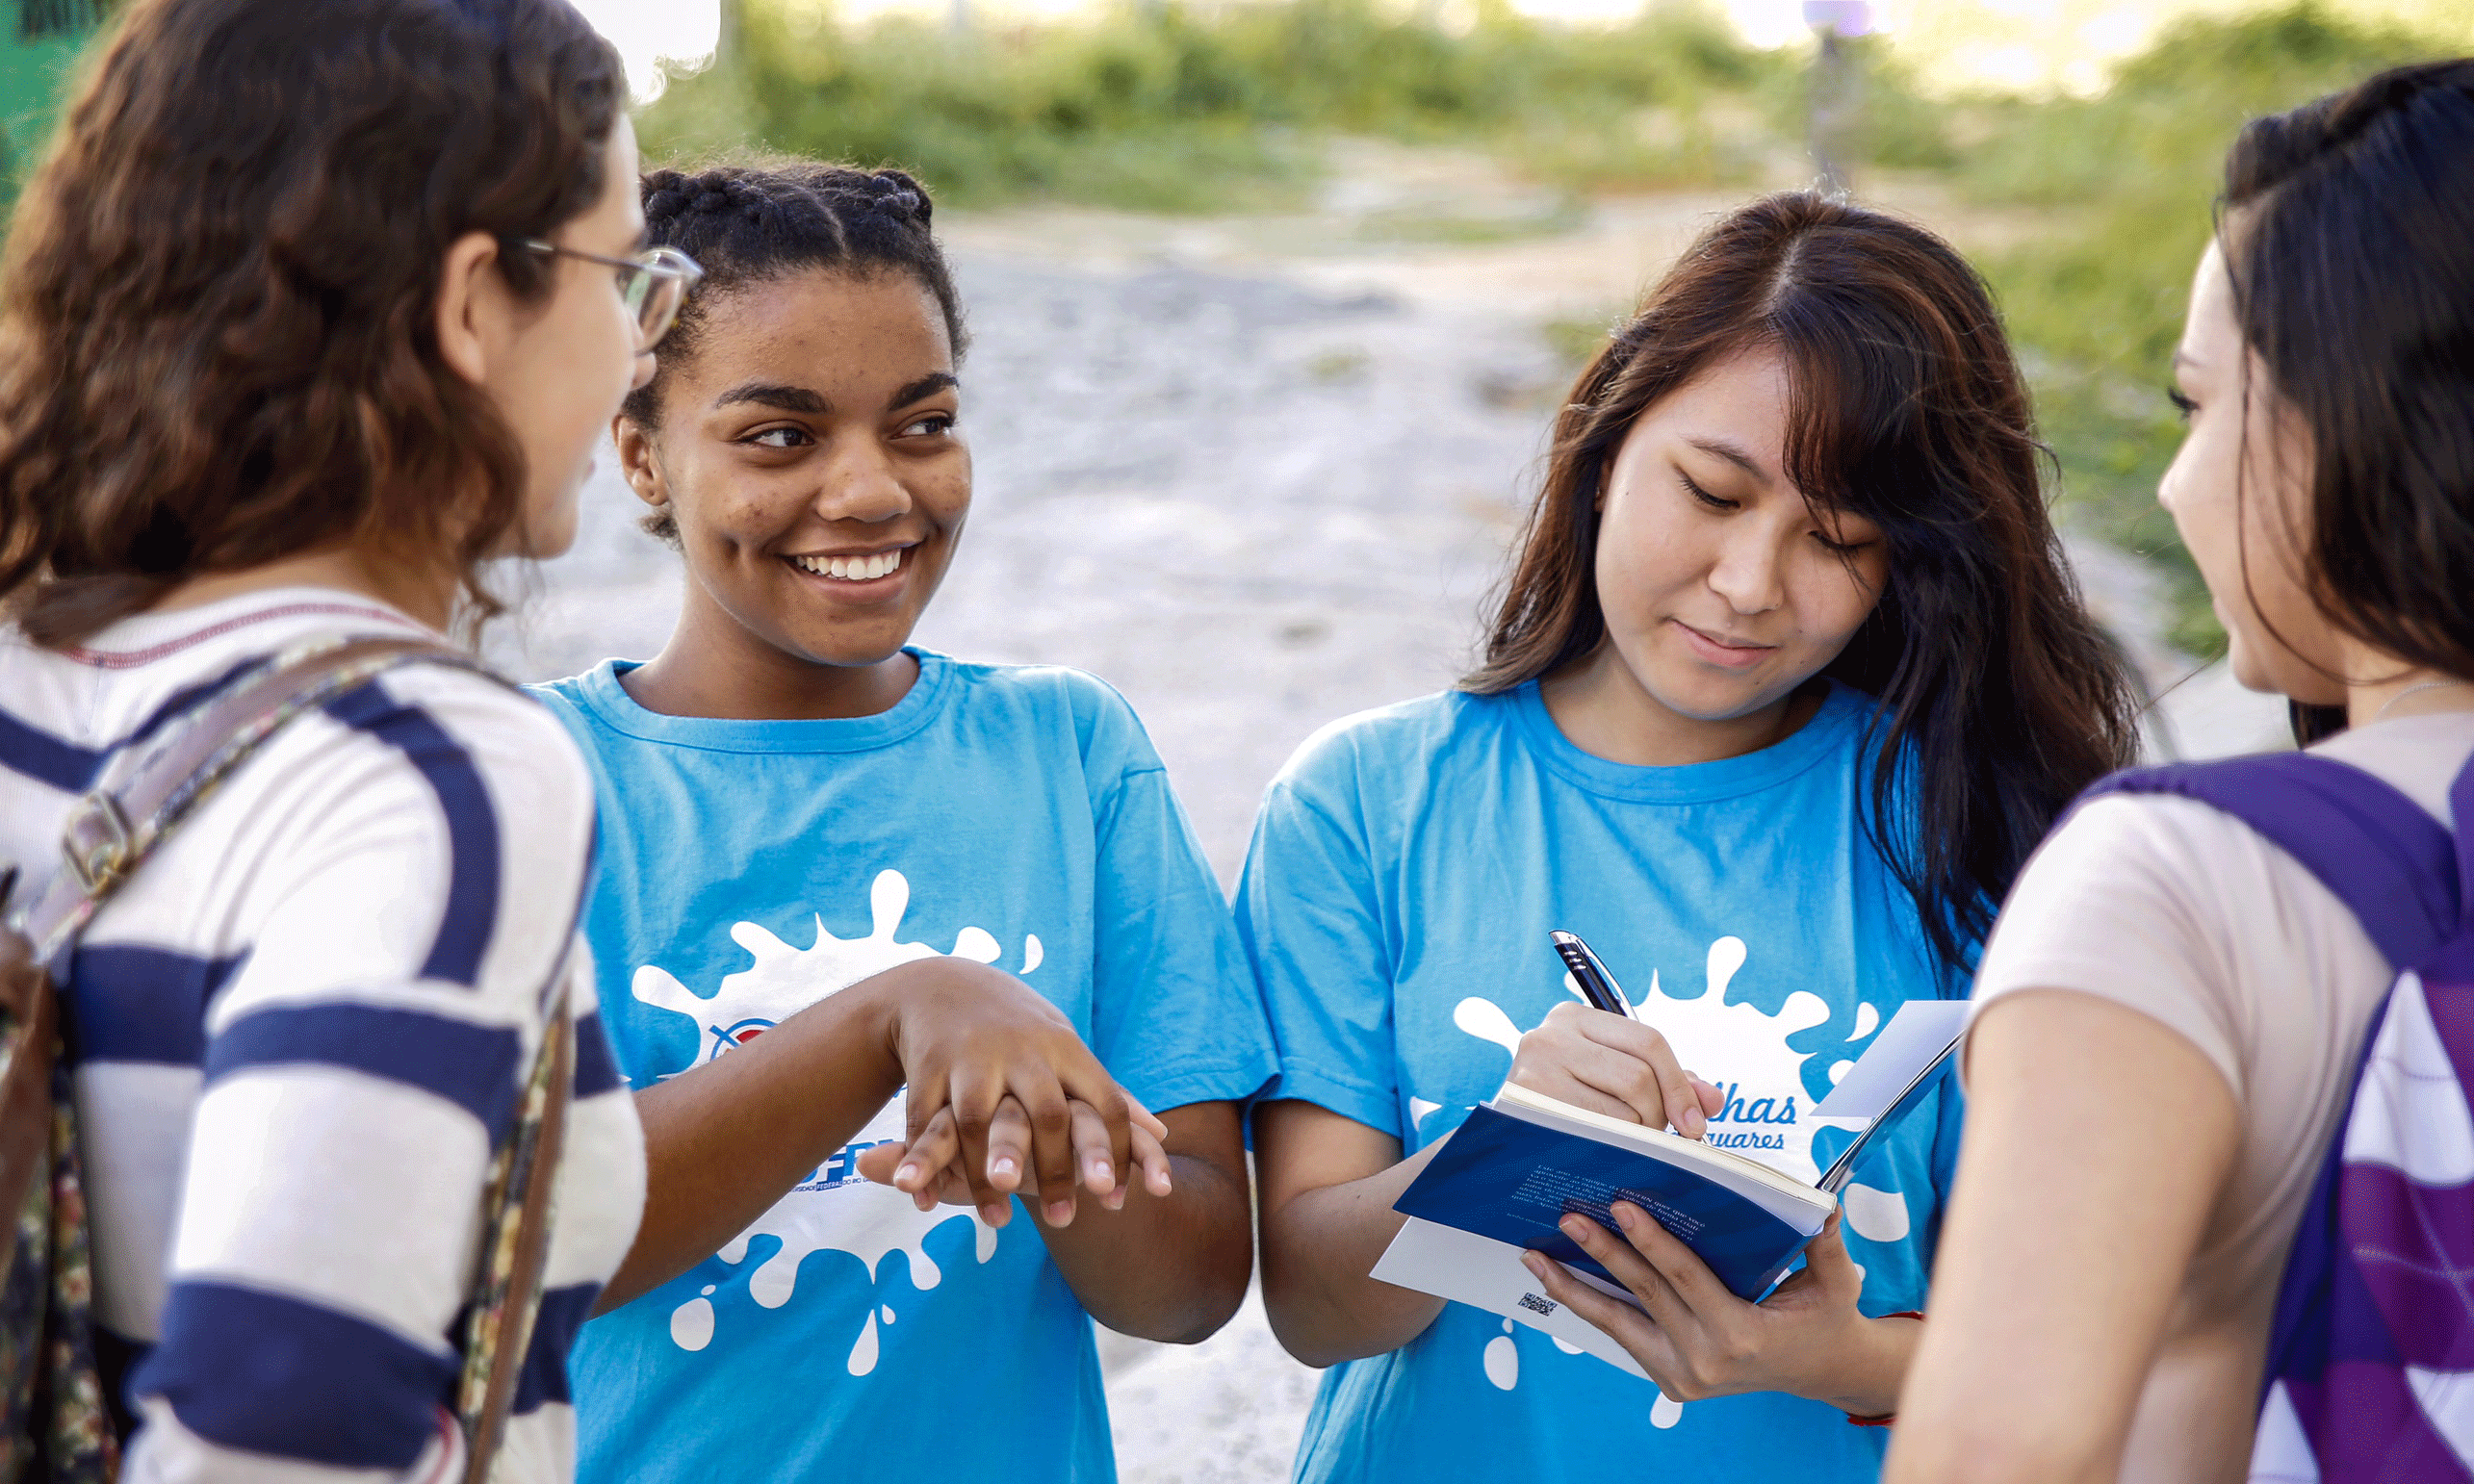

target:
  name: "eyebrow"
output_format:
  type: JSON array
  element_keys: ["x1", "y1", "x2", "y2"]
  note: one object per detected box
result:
[
  {"x1": 890, "y1": 371, "x2": 959, "y2": 408},
  {"x1": 1684, "y1": 436, "x2": 1775, "y2": 484},
  {"x1": 714, "y1": 382, "x2": 827, "y2": 414}
]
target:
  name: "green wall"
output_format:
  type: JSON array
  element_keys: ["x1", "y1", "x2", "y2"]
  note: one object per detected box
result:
[{"x1": 0, "y1": 2, "x2": 110, "y2": 192}]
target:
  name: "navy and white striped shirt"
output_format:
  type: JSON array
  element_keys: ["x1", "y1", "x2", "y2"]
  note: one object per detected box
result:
[{"x1": 0, "y1": 588, "x2": 645, "y2": 1483}]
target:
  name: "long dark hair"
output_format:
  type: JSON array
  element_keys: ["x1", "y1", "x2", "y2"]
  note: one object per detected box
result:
[
  {"x1": 622, "y1": 159, "x2": 966, "y2": 542},
  {"x1": 2222, "y1": 61, "x2": 2474, "y2": 723},
  {"x1": 0, "y1": 0, "x2": 625, "y2": 647},
  {"x1": 1469, "y1": 192, "x2": 2141, "y2": 971}
]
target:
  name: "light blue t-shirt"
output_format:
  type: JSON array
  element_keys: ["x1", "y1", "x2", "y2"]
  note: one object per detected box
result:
[
  {"x1": 1237, "y1": 678, "x2": 1968, "y2": 1484},
  {"x1": 534, "y1": 650, "x2": 1277, "y2": 1484}
]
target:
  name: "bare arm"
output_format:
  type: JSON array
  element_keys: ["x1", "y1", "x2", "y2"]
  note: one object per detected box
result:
[
  {"x1": 600, "y1": 956, "x2": 1141, "y2": 1313},
  {"x1": 1037, "y1": 1100, "x2": 1253, "y2": 1343},
  {"x1": 1253, "y1": 1098, "x2": 1450, "y2": 1367},
  {"x1": 1884, "y1": 991, "x2": 2240, "y2": 1484}
]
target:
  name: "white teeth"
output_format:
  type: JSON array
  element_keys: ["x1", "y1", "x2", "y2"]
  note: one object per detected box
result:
[{"x1": 791, "y1": 550, "x2": 905, "y2": 580}]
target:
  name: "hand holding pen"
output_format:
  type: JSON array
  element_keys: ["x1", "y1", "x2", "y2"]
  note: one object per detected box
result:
[{"x1": 1501, "y1": 929, "x2": 1725, "y2": 1139}]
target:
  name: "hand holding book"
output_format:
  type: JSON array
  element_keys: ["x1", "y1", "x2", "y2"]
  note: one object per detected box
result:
[{"x1": 1519, "y1": 1202, "x2": 1920, "y2": 1418}]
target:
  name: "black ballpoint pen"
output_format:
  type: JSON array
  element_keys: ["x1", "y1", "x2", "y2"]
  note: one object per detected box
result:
[{"x1": 1549, "y1": 929, "x2": 1634, "y2": 1019}]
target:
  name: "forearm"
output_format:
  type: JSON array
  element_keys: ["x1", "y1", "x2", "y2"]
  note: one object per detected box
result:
[
  {"x1": 600, "y1": 973, "x2": 902, "y2": 1312},
  {"x1": 1260, "y1": 1138, "x2": 1448, "y2": 1367},
  {"x1": 1808, "y1": 1312, "x2": 1920, "y2": 1418},
  {"x1": 1038, "y1": 1150, "x2": 1252, "y2": 1343}
]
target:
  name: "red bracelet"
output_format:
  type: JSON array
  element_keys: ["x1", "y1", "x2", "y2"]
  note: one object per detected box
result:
[{"x1": 1845, "y1": 1311, "x2": 1925, "y2": 1427}]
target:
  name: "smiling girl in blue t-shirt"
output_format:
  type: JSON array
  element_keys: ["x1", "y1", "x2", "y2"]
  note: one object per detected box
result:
[
  {"x1": 1241, "y1": 192, "x2": 2142, "y2": 1482},
  {"x1": 532, "y1": 163, "x2": 1276, "y2": 1484}
]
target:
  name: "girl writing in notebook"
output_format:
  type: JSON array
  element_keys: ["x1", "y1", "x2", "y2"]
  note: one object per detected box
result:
[
  {"x1": 1890, "y1": 62, "x2": 2474, "y2": 1484},
  {"x1": 1239, "y1": 192, "x2": 2139, "y2": 1482},
  {"x1": 533, "y1": 161, "x2": 1276, "y2": 1484}
]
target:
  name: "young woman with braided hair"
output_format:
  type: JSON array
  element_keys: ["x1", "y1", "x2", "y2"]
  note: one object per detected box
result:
[{"x1": 533, "y1": 161, "x2": 1273, "y2": 1484}]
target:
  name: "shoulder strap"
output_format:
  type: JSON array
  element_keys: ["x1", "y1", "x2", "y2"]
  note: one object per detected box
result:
[
  {"x1": 17, "y1": 633, "x2": 483, "y2": 961},
  {"x1": 2087, "y1": 754, "x2": 2461, "y2": 971},
  {"x1": 3, "y1": 630, "x2": 569, "y2": 1480}
]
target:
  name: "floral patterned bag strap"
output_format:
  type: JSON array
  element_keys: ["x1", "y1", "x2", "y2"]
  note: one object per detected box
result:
[{"x1": 454, "y1": 968, "x2": 572, "y2": 1484}]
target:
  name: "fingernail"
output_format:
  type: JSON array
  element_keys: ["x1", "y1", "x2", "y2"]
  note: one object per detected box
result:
[
  {"x1": 1681, "y1": 1107, "x2": 1706, "y2": 1139},
  {"x1": 1559, "y1": 1214, "x2": 1590, "y2": 1241},
  {"x1": 896, "y1": 1163, "x2": 920, "y2": 1186},
  {"x1": 1045, "y1": 1199, "x2": 1074, "y2": 1226},
  {"x1": 1104, "y1": 1188, "x2": 1126, "y2": 1211},
  {"x1": 992, "y1": 1156, "x2": 1017, "y2": 1179},
  {"x1": 1521, "y1": 1251, "x2": 1549, "y2": 1280},
  {"x1": 1087, "y1": 1158, "x2": 1111, "y2": 1186},
  {"x1": 979, "y1": 1202, "x2": 1007, "y2": 1224},
  {"x1": 1612, "y1": 1202, "x2": 1638, "y2": 1229}
]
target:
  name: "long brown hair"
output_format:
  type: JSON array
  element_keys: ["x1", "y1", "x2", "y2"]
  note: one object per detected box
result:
[
  {"x1": 1471, "y1": 192, "x2": 2139, "y2": 969},
  {"x1": 0, "y1": 0, "x2": 624, "y2": 647}
]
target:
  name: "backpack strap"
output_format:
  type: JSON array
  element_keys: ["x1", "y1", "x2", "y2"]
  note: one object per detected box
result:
[
  {"x1": 1, "y1": 631, "x2": 570, "y2": 1481},
  {"x1": 2087, "y1": 754, "x2": 2460, "y2": 971},
  {"x1": 17, "y1": 634, "x2": 488, "y2": 963}
]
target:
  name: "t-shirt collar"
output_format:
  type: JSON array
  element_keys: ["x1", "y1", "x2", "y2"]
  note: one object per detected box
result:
[{"x1": 573, "y1": 646, "x2": 954, "y2": 755}]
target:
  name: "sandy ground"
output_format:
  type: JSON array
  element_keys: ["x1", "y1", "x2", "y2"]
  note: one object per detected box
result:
[{"x1": 483, "y1": 150, "x2": 2288, "y2": 1482}]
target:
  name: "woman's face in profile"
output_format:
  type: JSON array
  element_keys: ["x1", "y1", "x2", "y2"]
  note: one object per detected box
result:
[
  {"x1": 1590, "y1": 346, "x2": 1889, "y2": 725},
  {"x1": 2158, "y1": 240, "x2": 2342, "y2": 703},
  {"x1": 489, "y1": 116, "x2": 656, "y2": 561}
]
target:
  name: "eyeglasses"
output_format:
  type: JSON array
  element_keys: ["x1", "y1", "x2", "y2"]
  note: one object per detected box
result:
[{"x1": 517, "y1": 239, "x2": 705, "y2": 350}]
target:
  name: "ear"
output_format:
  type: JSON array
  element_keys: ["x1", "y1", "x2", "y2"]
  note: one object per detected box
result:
[
  {"x1": 613, "y1": 414, "x2": 667, "y2": 512},
  {"x1": 433, "y1": 230, "x2": 504, "y2": 387}
]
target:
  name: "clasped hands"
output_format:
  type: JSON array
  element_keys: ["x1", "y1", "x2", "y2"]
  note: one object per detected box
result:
[
  {"x1": 1503, "y1": 1001, "x2": 1903, "y2": 1415},
  {"x1": 846, "y1": 957, "x2": 1173, "y2": 1229}
]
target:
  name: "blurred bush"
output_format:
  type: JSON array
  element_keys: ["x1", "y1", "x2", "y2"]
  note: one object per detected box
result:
[
  {"x1": 1941, "y1": 5, "x2": 2460, "y2": 653},
  {"x1": 643, "y1": 0, "x2": 1801, "y2": 208}
]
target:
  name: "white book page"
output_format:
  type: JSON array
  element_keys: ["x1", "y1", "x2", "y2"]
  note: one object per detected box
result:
[
  {"x1": 1808, "y1": 1000, "x2": 1972, "y2": 1120},
  {"x1": 1371, "y1": 1217, "x2": 1651, "y2": 1380}
]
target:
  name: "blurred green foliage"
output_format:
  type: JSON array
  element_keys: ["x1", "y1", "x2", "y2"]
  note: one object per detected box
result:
[
  {"x1": 646, "y1": 0, "x2": 2464, "y2": 656},
  {"x1": 1946, "y1": 5, "x2": 2458, "y2": 654},
  {"x1": 643, "y1": 0, "x2": 1801, "y2": 208}
]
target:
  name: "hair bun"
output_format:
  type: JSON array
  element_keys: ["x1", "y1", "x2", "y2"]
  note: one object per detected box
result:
[{"x1": 865, "y1": 169, "x2": 931, "y2": 227}]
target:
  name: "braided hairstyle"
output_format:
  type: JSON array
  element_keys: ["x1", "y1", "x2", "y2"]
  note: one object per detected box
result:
[{"x1": 627, "y1": 160, "x2": 966, "y2": 541}]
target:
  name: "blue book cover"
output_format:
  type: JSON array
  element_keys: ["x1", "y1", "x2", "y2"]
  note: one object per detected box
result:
[{"x1": 1393, "y1": 1102, "x2": 1827, "y2": 1301}]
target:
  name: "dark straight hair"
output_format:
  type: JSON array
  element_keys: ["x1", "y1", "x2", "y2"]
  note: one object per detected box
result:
[
  {"x1": 1469, "y1": 192, "x2": 2141, "y2": 972},
  {"x1": 0, "y1": 0, "x2": 625, "y2": 647},
  {"x1": 2222, "y1": 60, "x2": 2474, "y2": 733}
]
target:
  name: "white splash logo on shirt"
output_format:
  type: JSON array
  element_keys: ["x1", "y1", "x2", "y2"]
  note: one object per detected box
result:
[
  {"x1": 1436, "y1": 934, "x2": 1875, "y2": 1407},
  {"x1": 633, "y1": 868, "x2": 1044, "y2": 1366}
]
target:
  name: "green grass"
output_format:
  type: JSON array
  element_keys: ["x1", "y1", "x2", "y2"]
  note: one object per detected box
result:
[
  {"x1": 642, "y1": 0, "x2": 1800, "y2": 210},
  {"x1": 1943, "y1": 5, "x2": 2461, "y2": 654}
]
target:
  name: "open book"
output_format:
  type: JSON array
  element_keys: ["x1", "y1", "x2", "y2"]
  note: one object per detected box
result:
[{"x1": 1371, "y1": 999, "x2": 1970, "y2": 1377}]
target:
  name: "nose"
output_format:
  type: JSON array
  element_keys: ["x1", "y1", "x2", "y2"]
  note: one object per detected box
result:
[
  {"x1": 1706, "y1": 523, "x2": 1786, "y2": 616},
  {"x1": 814, "y1": 438, "x2": 913, "y2": 525}
]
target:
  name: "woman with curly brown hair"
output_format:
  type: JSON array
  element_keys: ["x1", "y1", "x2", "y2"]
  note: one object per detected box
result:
[{"x1": 0, "y1": 2, "x2": 1152, "y2": 1477}]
